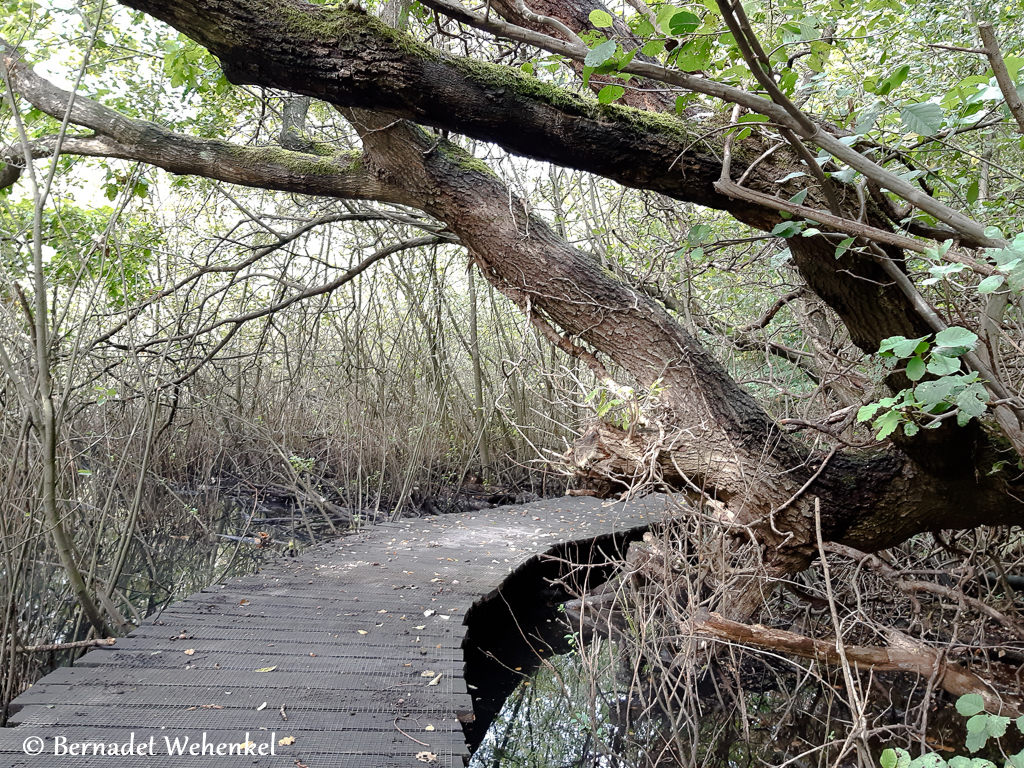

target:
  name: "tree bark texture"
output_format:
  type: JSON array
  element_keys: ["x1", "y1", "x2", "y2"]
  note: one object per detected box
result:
[{"x1": 2, "y1": 2, "x2": 1023, "y2": 564}]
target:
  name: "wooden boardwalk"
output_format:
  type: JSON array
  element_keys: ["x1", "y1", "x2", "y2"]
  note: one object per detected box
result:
[{"x1": 1, "y1": 494, "x2": 669, "y2": 767}]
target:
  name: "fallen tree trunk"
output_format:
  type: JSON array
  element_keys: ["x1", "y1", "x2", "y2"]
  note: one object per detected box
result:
[{"x1": 683, "y1": 609, "x2": 1022, "y2": 717}]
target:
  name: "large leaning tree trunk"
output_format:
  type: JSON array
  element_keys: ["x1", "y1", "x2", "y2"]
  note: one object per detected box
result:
[{"x1": 3, "y1": 0, "x2": 1022, "y2": 565}]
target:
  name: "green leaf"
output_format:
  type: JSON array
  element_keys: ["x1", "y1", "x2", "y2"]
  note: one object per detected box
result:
[
  {"x1": 876, "y1": 64, "x2": 910, "y2": 95},
  {"x1": 874, "y1": 410, "x2": 903, "y2": 440},
  {"x1": 589, "y1": 9, "x2": 614, "y2": 28},
  {"x1": 956, "y1": 383, "x2": 989, "y2": 419},
  {"x1": 977, "y1": 274, "x2": 1005, "y2": 294},
  {"x1": 668, "y1": 10, "x2": 700, "y2": 34},
  {"x1": 585, "y1": 39, "x2": 617, "y2": 67},
  {"x1": 968, "y1": 714, "x2": 990, "y2": 733},
  {"x1": 656, "y1": 4, "x2": 683, "y2": 33},
  {"x1": 881, "y1": 335, "x2": 928, "y2": 359},
  {"x1": 957, "y1": 693, "x2": 987, "y2": 717},
  {"x1": 983, "y1": 225, "x2": 1004, "y2": 240},
  {"x1": 687, "y1": 224, "x2": 713, "y2": 245},
  {"x1": 772, "y1": 221, "x2": 803, "y2": 238},
  {"x1": 598, "y1": 84, "x2": 625, "y2": 104},
  {"x1": 927, "y1": 354, "x2": 961, "y2": 376},
  {"x1": 906, "y1": 356, "x2": 926, "y2": 381},
  {"x1": 835, "y1": 237, "x2": 855, "y2": 258},
  {"x1": 901, "y1": 102, "x2": 945, "y2": 136},
  {"x1": 966, "y1": 178, "x2": 980, "y2": 205},
  {"x1": 909, "y1": 754, "x2": 946, "y2": 768},
  {"x1": 986, "y1": 715, "x2": 1010, "y2": 738},
  {"x1": 643, "y1": 39, "x2": 667, "y2": 57},
  {"x1": 1008, "y1": 751, "x2": 1024, "y2": 768},
  {"x1": 965, "y1": 730, "x2": 989, "y2": 753},
  {"x1": 881, "y1": 749, "x2": 899, "y2": 768},
  {"x1": 915, "y1": 377, "x2": 961, "y2": 409},
  {"x1": 858, "y1": 403, "x2": 882, "y2": 422},
  {"x1": 934, "y1": 326, "x2": 978, "y2": 351},
  {"x1": 903, "y1": 421, "x2": 920, "y2": 437},
  {"x1": 674, "y1": 38, "x2": 710, "y2": 70},
  {"x1": 1018, "y1": 715, "x2": 1024, "y2": 733}
]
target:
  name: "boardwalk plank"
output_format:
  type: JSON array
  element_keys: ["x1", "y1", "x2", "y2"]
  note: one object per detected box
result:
[{"x1": 1, "y1": 495, "x2": 667, "y2": 767}]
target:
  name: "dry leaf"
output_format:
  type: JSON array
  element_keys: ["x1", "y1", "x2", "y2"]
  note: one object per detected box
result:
[
  {"x1": 420, "y1": 670, "x2": 435, "y2": 677},
  {"x1": 239, "y1": 599, "x2": 250, "y2": 606},
  {"x1": 423, "y1": 610, "x2": 435, "y2": 617},
  {"x1": 413, "y1": 625, "x2": 426, "y2": 630},
  {"x1": 200, "y1": 705, "x2": 224, "y2": 709},
  {"x1": 278, "y1": 736, "x2": 296, "y2": 746},
  {"x1": 256, "y1": 702, "x2": 268, "y2": 712},
  {"x1": 183, "y1": 649, "x2": 195, "y2": 656},
  {"x1": 428, "y1": 673, "x2": 442, "y2": 686},
  {"x1": 415, "y1": 751, "x2": 437, "y2": 763},
  {"x1": 357, "y1": 630, "x2": 368, "y2": 635},
  {"x1": 255, "y1": 666, "x2": 277, "y2": 673},
  {"x1": 424, "y1": 725, "x2": 435, "y2": 732}
]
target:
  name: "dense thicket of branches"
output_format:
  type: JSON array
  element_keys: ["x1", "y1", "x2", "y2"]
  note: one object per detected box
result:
[{"x1": 2, "y1": 0, "x2": 1023, "y2": 761}]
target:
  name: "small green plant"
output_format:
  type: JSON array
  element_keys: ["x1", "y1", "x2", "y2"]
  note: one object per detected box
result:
[
  {"x1": 879, "y1": 695, "x2": 1024, "y2": 768},
  {"x1": 288, "y1": 455, "x2": 315, "y2": 474},
  {"x1": 585, "y1": 378, "x2": 665, "y2": 431},
  {"x1": 857, "y1": 327, "x2": 988, "y2": 439}
]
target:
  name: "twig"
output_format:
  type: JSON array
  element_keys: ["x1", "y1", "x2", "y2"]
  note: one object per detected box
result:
[
  {"x1": 978, "y1": 22, "x2": 1024, "y2": 133},
  {"x1": 815, "y1": 498, "x2": 871, "y2": 767},
  {"x1": 394, "y1": 717, "x2": 431, "y2": 746},
  {"x1": 16, "y1": 637, "x2": 116, "y2": 653}
]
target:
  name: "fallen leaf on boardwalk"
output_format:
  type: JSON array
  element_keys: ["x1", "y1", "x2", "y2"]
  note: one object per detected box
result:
[
  {"x1": 420, "y1": 670, "x2": 435, "y2": 677},
  {"x1": 237, "y1": 741, "x2": 255, "y2": 751},
  {"x1": 239, "y1": 599, "x2": 250, "y2": 605},
  {"x1": 294, "y1": 761, "x2": 308, "y2": 768},
  {"x1": 424, "y1": 725, "x2": 435, "y2": 732},
  {"x1": 415, "y1": 751, "x2": 437, "y2": 763},
  {"x1": 357, "y1": 630, "x2": 368, "y2": 635},
  {"x1": 278, "y1": 736, "x2": 296, "y2": 746},
  {"x1": 423, "y1": 610, "x2": 435, "y2": 617},
  {"x1": 200, "y1": 705, "x2": 224, "y2": 709},
  {"x1": 378, "y1": 609, "x2": 387, "y2": 613},
  {"x1": 184, "y1": 649, "x2": 195, "y2": 656},
  {"x1": 439, "y1": 615, "x2": 450, "y2": 621},
  {"x1": 413, "y1": 625, "x2": 426, "y2": 630},
  {"x1": 255, "y1": 666, "x2": 277, "y2": 673},
  {"x1": 428, "y1": 673, "x2": 442, "y2": 686}
]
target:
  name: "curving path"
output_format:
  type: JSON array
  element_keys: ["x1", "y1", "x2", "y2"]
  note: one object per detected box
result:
[{"x1": 1, "y1": 494, "x2": 669, "y2": 768}]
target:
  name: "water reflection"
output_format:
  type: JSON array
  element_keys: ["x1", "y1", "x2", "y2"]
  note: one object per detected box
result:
[{"x1": 471, "y1": 640, "x2": 631, "y2": 768}]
